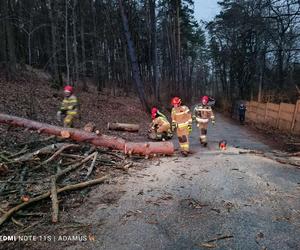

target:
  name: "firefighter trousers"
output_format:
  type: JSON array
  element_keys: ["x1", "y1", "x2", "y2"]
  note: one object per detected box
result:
[
  {"x1": 64, "y1": 114, "x2": 76, "y2": 128},
  {"x1": 176, "y1": 127, "x2": 190, "y2": 152},
  {"x1": 197, "y1": 122, "x2": 208, "y2": 143}
]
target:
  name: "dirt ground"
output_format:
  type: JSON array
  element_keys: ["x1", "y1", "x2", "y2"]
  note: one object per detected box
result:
[{"x1": 2, "y1": 113, "x2": 298, "y2": 250}]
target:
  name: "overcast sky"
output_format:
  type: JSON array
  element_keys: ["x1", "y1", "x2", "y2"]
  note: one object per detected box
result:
[{"x1": 193, "y1": 0, "x2": 220, "y2": 22}]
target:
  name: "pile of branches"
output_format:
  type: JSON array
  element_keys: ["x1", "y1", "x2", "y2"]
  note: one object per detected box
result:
[{"x1": 0, "y1": 136, "x2": 139, "y2": 230}]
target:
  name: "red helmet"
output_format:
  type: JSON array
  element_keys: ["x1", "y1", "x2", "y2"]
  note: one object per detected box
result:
[
  {"x1": 64, "y1": 85, "x2": 73, "y2": 93},
  {"x1": 201, "y1": 95, "x2": 209, "y2": 105},
  {"x1": 171, "y1": 97, "x2": 181, "y2": 106},
  {"x1": 151, "y1": 107, "x2": 158, "y2": 119}
]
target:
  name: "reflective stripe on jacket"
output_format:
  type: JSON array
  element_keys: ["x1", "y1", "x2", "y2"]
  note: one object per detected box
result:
[
  {"x1": 60, "y1": 95, "x2": 78, "y2": 116},
  {"x1": 193, "y1": 104, "x2": 215, "y2": 122},
  {"x1": 171, "y1": 105, "x2": 192, "y2": 126}
]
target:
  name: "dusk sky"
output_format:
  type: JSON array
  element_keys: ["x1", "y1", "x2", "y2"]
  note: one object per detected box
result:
[{"x1": 193, "y1": 0, "x2": 221, "y2": 22}]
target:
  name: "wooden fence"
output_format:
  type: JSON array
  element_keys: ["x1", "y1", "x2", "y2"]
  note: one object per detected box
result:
[{"x1": 245, "y1": 100, "x2": 300, "y2": 134}]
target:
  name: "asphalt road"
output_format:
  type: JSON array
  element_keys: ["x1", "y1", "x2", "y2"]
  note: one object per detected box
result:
[{"x1": 67, "y1": 114, "x2": 300, "y2": 250}]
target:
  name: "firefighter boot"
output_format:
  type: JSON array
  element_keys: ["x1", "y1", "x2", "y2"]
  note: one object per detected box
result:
[
  {"x1": 200, "y1": 128, "x2": 207, "y2": 147},
  {"x1": 178, "y1": 133, "x2": 189, "y2": 156}
]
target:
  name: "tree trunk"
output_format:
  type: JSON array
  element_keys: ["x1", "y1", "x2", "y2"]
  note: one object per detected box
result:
[
  {"x1": 124, "y1": 142, "x2": 173, "y2": 156},
  {"x1": 0, "y1": 1, "x2": 6, "y2": 67},
  {"x1": 79, "y1": 2, "x2": 86, "y2": 76},
  {"x1": 118, "y1": 0, "x2": 149, "y2": 111},
  {"x1": 65, "y1": 0, "x2": 70, "y2": 83},
  {"x1": 91, "y1": 0, "x2": 97, "y2": 79},
  {"x1": 107, "y1": 122, "x2": 140, "y2": 132},
  {"x1": 176, "y1": 0, "x2": 182, "y2": 91},
  {"x1": 72, "y1": 0, "x2": 79, "y2": 83},
  {"x1": 28, "y1": 35, "x2": 32, "y2": 66},
  {"x1": 0, "y1": 113, "x2": 174, "y2": 156},
  {"x1": 149, "y1": 0, "x2": 160, "y2": 102},
  {"x1": 277, "y1": 47, "x2": 284, "y2": 88},
  {"x1": 4, "y1": 0, "x2": 16, "y2": 75},
  {"x1": 258, "y1": 54, "x2": 264, "y2": 102},
  {"x1": 48, "y1": 0, "x2": 59, "y2": 82}
]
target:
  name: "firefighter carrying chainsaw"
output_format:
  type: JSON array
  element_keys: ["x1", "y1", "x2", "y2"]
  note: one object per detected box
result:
[
  {"x1": 56, "y1": 85, "x2": 79, "y2": 128},
  {"x1": 171, "y1": 97, "x2": 192, "y2": 156},
  {"x1": 148, "y1": 107, "x2": 173, "y2": 141},
  {"x1": 193, "y1": 95, "x2": 215, "y2": 147}
]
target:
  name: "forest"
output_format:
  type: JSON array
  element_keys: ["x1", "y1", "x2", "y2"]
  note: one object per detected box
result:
[{"x1": 1, "y1": 0, "x2": 299, "y2": 110}]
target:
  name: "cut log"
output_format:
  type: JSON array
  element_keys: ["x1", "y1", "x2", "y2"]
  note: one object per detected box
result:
[
  {"x1": 0, "y1": 113, "x2": 174, "y2": 156},
  {"x1": 107, "y1": 122, "x2": 140, "y2": 132},
  {"x1": 124, "y1": 141, "x2": 174, "y2": 156},
  {"x1": 83, "y1": 122, "x2": 96, "y2": 133}
]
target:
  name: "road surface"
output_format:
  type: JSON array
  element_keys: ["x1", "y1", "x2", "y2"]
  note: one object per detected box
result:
[{"x1": 67, "y1": 114, "x2": 300, "y2": 250}]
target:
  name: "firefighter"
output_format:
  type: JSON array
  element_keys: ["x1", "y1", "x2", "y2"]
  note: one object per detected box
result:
[
  {"x1": 148, "y1": 107, "x2": 173, "y2": 141},
  {"x1": 239, "y1": 103, "x2": 247, "y2": 125},
  {"x1": 193, "y1": 96, "x2": 215, "y2": 147},
  {"x1": 56, "y1": 85, "x2": 79, "y2": 128},
  {"x1": 171, "y1": 97, "x2": 192, "y2": 156}
]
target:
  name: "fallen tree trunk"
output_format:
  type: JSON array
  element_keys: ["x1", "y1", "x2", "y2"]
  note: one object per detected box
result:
[
  {"x1": 0, "y1": 175, "x2": 109, "y2": 226},
  {"x1": 0, "y1": 113, "x2": 126, "y2": 150},
  {"x1": 0, "y1": 113, "x2": 174, "y2": 156},
  {"x1": 107, "y1": 122, "x2": 140, "y2": 132},
  {"x1": 125, "y1": 142, "x2": 174, "y2": 156}
]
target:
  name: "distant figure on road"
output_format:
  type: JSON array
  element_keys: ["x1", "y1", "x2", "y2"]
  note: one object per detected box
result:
[
  {"x1": 57, "y1": 85, "x2": 79, "y2": 128},
  {"x1": 171, "y1": 97, "x2": 192, "y2": 156},
  {"x1": 148, "y1": 107, "x2": 173, "y2": 141},
  {"x1": 239, "y1": 103, "x2": 247, "y2": 125},
  {"x1": 193, "y1": 96, "x2": 215, "y2": 147}
]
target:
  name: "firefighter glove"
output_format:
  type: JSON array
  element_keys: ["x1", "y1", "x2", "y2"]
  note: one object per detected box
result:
[
  {"x1": 171, "y1": 122, "x2": 177, "y2": 131},
  {"x1": 188, "y1": 124, "x2": 192, "y2": 133}
]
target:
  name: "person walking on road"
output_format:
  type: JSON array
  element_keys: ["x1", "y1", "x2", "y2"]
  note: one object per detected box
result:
[{"x1": 239, "y1": 103, "x2": 247, "y2": 125}]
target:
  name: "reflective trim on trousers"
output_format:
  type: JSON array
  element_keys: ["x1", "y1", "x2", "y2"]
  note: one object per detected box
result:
[
  {"x1": 196, "y1": 118, "x2": 209, "y2": 123},
  {"x1": 200, "y1": 136, "x2": 207, "y2": 142},
  {"x1": 64, "y1": 115, "x2": 75, "y2": 128},
  {"x1": 180, "y1": 143, "x2": 189, "y2": 151}
]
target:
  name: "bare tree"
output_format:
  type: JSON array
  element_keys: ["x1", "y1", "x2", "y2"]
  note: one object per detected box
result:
[{"x1": 118, "y1": 0, "x2": 149, "y2": 110}]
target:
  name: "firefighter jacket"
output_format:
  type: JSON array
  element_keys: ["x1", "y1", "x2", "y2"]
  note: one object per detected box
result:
[
  {"x1": 193, "y1": 104, "x2": 215, "y2": 123},
  {"x1": 151, "y1": 115, "x2": 171, "y2": 133},
  {"x1": 171, "y1": 105, "x2": 192, "y2": 129},
  {"x1": 60, "y1": 94, "x2": 78, "y2": 116}
]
